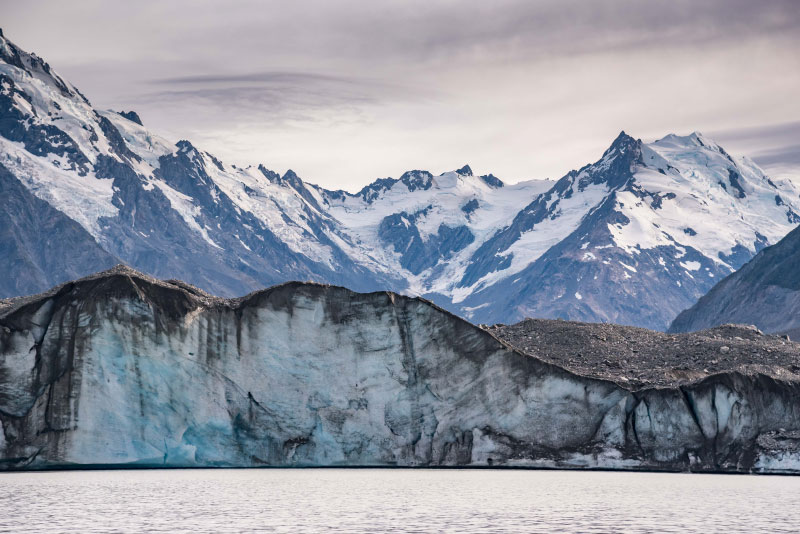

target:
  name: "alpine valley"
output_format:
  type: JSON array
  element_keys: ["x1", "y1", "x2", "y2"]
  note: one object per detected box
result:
[{"x1": 2, "y1": 29, "x2": 798, "y2": 331}]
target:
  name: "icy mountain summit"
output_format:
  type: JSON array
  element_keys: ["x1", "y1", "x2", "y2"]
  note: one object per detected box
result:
[
  {"x1": 446, "y1": 131, "x2": 800, "y2": 329},
  {"x1": 1, "y1": 30, "x2": 797, "y2": 329}
]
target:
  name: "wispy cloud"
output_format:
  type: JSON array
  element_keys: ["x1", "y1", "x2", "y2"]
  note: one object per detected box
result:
[
  {"x1": 138, "y1": 70, "x2": 432, "y2": 131},
  {"x1": 711, "y1": 121, "x2": 800, "y2": 178}
]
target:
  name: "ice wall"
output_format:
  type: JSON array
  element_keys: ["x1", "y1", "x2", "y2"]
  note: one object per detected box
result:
[{"x1": 1, "y1": 269, "x2": 799, "y2": 473}]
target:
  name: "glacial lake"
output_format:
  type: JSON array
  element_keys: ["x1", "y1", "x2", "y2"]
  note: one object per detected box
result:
[{"x1": 2, "y1": 469, "x2": 800, "y2": 533}]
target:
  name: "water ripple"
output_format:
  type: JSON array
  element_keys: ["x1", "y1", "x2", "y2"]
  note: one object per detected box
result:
[{"x1": 1, "y1": 469, "x2": 799, "y2": 533}]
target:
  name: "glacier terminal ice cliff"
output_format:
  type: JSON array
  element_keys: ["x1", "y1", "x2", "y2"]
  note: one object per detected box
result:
[{"x1": 1, "y1": 266, "x2": 800, "y2": 473}]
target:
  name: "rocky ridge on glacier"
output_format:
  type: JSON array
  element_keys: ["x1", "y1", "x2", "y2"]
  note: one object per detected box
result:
[{"x1": 2, "y1": 267, "x2": 800, "y2": 474}]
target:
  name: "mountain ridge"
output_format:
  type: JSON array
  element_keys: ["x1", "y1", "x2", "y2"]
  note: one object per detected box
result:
[
  {"x1": 669, "y1": 224, "x2": 800, "y2": 337},
  {"x1": 1, "y1": 29, "x2": 798, "y2": 330}
]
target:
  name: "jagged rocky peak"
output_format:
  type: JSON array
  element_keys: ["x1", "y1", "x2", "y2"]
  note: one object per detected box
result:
[
  {"x1": 175, "y1": 139, "x2": 197, "y2": 154},
  {"x1": 455, "y1": 165, "x2": 505, "y2": 188},
  {"x1": 332, "y1": 163, "x2": 509, "y2": 206},
  {"x1": 349, "y1": 169, "x2": 434, "y2": 203},
  {"x1": 257, "y1": 163, "x2": 281, "y2": 182},
  {"x1": 479, "y1": 173, "x2": 504, "y2": 188},
  {"x1": 281, "y1": 168, "x2": 305, "y2": 188},
  {"x1": 256, "y1": 166, "x2": 314, "y2": 197},
  {"x1": 117, "y1": 110, "x2": 143, "y2": 125},
  {"x1": 170, "y1": 140, "x2": 206, "y2": 169},
  {"x1": 399, "y1": 169, "x2": 434, "y2": 191},
  {"x1": 455, "y1": 164, "x2": 473, "y2": 176},
  {"x1": 602, "y1": 130, "x2": 641, "y2": 158}
]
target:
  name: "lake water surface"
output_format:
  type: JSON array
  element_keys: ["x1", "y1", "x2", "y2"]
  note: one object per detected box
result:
[{"x1": 2, "y1": 468, "x2": 799, "y2": 533}]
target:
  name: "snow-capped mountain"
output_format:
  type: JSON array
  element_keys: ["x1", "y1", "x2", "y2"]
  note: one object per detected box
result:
[
  {"x1": 313, "y1": 165, "x2": 553, "y2": 283},
  {"x1": 445, "y1": 131, "x2": 800, "y2": 329},
  {"x1": 311, "y1": 128, "x2": 800, "y2": 329},
  {"x1": 1, "y1": 29, "x2": 798, "y2": 330},
  {"x1": 0, "y1": 29, "x2": 398, "y2": 298}
]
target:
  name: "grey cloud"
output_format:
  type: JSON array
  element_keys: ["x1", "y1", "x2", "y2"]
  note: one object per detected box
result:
[
  {"x1": 426, "y1": 0, "x2": 797, "y2": 57},
  {"x1": 711, "y1": 121, "x2": 800, "y2": 174},
  {"x1": 153, "y1": 72, "x2": 370, "y2": 87},
  {"x1": 138, "y1": 86, "x2": 374, "y2": 126},
  {"x1": 206, "y1": 0, "x2": 800, "y2": 65},
  {"x1": 140, "y1": 70, "x2": 431, "y2": 127},
  {"x1": 712, "y1": 121, "x2": 800, "y2": 146},
  {"x1": 753, "y1": 145, "x2": 800, "y2": 170},
  {"x1": 6, "y1": 0, "x2": 800, "y2": 66}
]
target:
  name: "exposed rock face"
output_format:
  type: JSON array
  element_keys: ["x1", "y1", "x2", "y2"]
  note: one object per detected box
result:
[
  {"x1": 2, "y1": 267, "x2": 800, "y2": 473},
  {"x1": 670, "y1": 225, "x2": 800, "y2": 338},
  {"x1": 0, "y1": 162, "x2": 118, "y2": 296},
  {"x1": 117, "y1": 110, "x2": 142, "y2": 125}
]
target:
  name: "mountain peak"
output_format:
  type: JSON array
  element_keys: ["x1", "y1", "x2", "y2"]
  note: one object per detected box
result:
[
  {"x1": 601, "y1": 130, "x2": 640, "y2": 160},
  {"x1": 611, "y1": 130, "x2": 636, "y2": 147},
  {"x1": 176, "y1": 140, "x2": 197, "y2": 154},
  {"x1": 655, "y1": 131, "x2": 714, "y2": 150},
  {"x1": 0, "y1": 30, "x2": 78, "y2": 101},
  {"x1": 280, "y1": 169, "x2": 308, "y2": 190},
  {"x1": 117, "y1": 110, "x2": 143, "y2": 126},
  {"x1": 480, "y1": 173, "x2": 504, "y2": 188},
  {"x1": 456, "y1": 164, "x2": 473, "y2": 176},
  {"x1": 399, "y1": 170, "x2": 434, "y2": 192},
  {"x1": 257, "y1": 164, "x2": 280, "y2": 182}
]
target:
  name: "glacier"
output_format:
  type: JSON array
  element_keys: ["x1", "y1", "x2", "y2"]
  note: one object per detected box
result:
[{"x1": 2, "y1": 266, "x2": 800, "y2": 474}]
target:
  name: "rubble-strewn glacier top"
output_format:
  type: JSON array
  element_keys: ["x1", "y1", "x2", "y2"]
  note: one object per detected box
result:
[{"x1": 491, "y1": 319, "x2": 800, "y2": 388}]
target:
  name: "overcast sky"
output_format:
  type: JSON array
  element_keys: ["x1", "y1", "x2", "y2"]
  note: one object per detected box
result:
[{"x1": 3, "y1": 0, "x2": 799, "y2": 190}]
